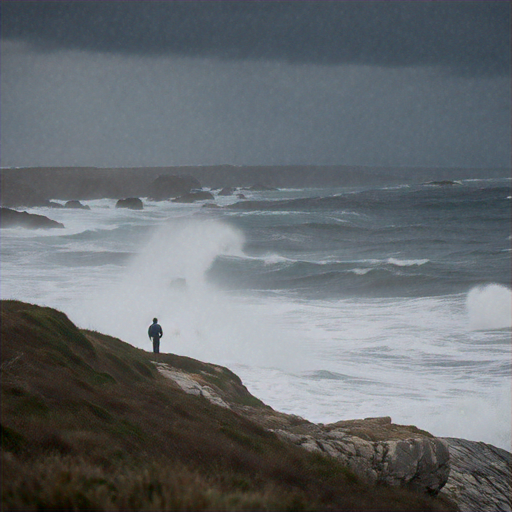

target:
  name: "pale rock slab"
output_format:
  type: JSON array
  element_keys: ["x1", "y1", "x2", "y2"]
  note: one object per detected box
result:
[{"x1": 153, "y1": 362, "x2": 231, "y2": 409}]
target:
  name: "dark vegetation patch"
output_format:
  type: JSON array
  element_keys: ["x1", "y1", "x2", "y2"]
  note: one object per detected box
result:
[
  {"x1": 1, "y1": 300, "x2": 457, "y2": 511},
  {"x1": 1, "y1": 424, "x2": 26, "y2": 453}
]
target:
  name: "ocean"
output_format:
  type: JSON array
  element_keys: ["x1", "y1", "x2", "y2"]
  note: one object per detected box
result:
[{"x1": 1, "y1": 171, "x2": 511, "y2": 451}]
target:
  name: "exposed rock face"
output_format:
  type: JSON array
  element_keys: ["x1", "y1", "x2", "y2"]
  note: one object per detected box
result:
[
  {"x1": 272, "y1": 417, "x2": 450, "y2": 496},
  {"x1": 172, "y1": 191, "x2": 215, "y2": 203},
  {"x1": 64, "y1": 200, "x2": 90, "y2": 210},
  {"x1": 149, "y1": 174, "x2": 202, "y2": 200},
  {"x1": 115, "y1": 197, "x2": 144, "y2": 210},
  {"x1": 154, "y1": 364, "x2": 448, "y2": 496},
  {"x1": 440, "y1": 438, "x2": 511, "y2": 512},
  {"x1": 1, "y1": 208, "x2": 64, "y2": 229},
  {"x1": 153, "y1": 362, "x2": 231, "y2": 409}
]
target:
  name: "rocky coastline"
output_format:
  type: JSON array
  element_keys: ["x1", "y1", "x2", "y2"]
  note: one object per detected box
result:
[
  {"x1": 153, "y1": 361, "x2": 511, "y2": 512},
  {"x1": 3, "y1": 300, "x2": 463, "y2": 511},
  {"x1": 1, "y1": 165, "x2": 509, "y2": 208},
  {"x1": 1, "y1": 164, "x2": 511, "y2": 510},
  {"x1": 1, "y1": 301, "x2": 510, "y2": 510}
]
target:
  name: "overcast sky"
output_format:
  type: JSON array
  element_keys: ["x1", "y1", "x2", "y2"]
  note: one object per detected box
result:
[{"x1": 1, "y1": 1, "x2": 510, "y2": 169}]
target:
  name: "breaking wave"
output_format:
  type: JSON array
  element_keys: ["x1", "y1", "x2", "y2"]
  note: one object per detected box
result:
[{"x1": 466, "y1": 284, "x2": 512, "y2": 331}]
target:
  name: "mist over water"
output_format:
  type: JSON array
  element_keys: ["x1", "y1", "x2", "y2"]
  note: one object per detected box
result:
[
  {"x1": 1, "y1": 176, "x2": 510, "y2": 450},
  {"x1": 73, "y1": 218, "x2": 303, "y2": 368}
]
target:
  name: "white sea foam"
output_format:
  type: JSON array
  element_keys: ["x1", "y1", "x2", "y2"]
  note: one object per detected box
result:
[
  {"x1": 381, "y1": 184, "x2": 411, "y2": 190},
  {"x1": 2, "y1": 185, "x2": 510, "y2": 452},
  {"x1": 350, "y1": 268, "x2": 371, "y2": 275},
  {"x1": 262, "y1": 254, "x2": 295, "y2": 265},
  {"x1": 466, "y1": 284, "x2": 512, "y2": 331},
  {"x1": 231, "y1": 292, "x2": 511, "y2": 450},
  {"x1": 416, "y1": 382, "x2": 512, "y2": 452},
  {"x1": 386, "y1": 257, "x2": 430, "y2": 267}
]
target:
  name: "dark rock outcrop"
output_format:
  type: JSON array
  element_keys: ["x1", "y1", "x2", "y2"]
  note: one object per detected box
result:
[
  {"x1": 149, "y1": 174, "x2": 201, "y2": 200},
  {"x1": 440, "y1": 438, "x2": 511, "y2": 512},
  {"x1": 64, "y1": 200, "x2": 90, "y2": 210},
  {"x1": 116, "y1": 198, "x2": 144, "y2": 210},
  {"x1": 1, "y1": 208, "x2": 64, "y2": 229},
  {"x1": 172, "y1": 191, "x2": 215, "y2": 203},
  {"x1": 218, "y1": 187, "x2": 236, "y2": 196}
]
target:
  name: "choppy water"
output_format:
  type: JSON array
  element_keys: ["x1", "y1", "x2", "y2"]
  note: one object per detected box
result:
[{"x1": 1, "y1": 172, "x2": 511, "y2": 450}]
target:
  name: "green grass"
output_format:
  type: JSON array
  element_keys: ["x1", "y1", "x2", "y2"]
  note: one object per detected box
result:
[{"x1": 1, "y1": 300, "x2": 457, "y2": 511}]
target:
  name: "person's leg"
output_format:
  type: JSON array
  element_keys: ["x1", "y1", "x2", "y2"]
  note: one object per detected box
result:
[{"x1": 153, "y1": 338, "x2": 159, "y2": 353}]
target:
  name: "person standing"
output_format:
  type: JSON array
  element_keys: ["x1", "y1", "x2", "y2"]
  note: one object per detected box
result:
[{"x1": 148, "y1": 318, "x2": 163, "y2": 354}]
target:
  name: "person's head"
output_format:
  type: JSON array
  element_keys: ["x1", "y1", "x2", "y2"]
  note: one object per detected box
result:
[{"x1": 153, "y1": 318, "x2": 158, "y2": 323}]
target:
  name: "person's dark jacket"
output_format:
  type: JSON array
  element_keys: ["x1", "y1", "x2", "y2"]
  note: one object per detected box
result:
[{"x1": 148, "y1": 323, "x2": 163, "y2": 339}]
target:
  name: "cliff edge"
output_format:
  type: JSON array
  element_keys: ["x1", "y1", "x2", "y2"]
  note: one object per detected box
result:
[
  {"x1": 1, "y1": 300, "x2": 509, "y2": 511},
  {"x1": 153, "y1": 359, "x2": 511, "y2": 512}
]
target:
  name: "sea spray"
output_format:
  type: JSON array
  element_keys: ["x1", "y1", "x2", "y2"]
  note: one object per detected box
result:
[
  {"x1": 2, "y1": 177, "x2": 509, "y2": 451},
  {"x1": 73, "y1": 217, "x2": 303, "y2": 368},
  {"x1": 466, "y1": 284, "x2": 512, "y2": 330},
  {"x1": 418, "y1": 382, "x2": 512, "y2": 452}
]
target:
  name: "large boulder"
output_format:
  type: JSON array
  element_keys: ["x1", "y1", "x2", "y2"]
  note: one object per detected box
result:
[
  {"x1": 149, "y1": 174, "x2": 202, "y2": 200},
  {"x1": 218, "y1": 187, "x2": 236, "y2": 196},
  {"x1": 64, "y1": 200, "x2": 90, "y2": 210},
  {"x1": 116, "y1": 198, "x2": 144, "y2": 210},
  {"x1": 172, "y1": 191, "x2": 214, "y2": 203},
  {"x1": 1, "y1": 208, "x2": 64, "y2": 229}
]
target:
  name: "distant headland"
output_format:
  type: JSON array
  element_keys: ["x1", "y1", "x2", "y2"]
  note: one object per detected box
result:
[{"x1": 1, "y1": 165, "x2": 509, "y2": 208}]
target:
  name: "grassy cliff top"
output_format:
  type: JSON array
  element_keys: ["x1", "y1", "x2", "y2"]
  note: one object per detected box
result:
[{"x1": 0, "y1": 300, "x2": 455, "y2": 511}]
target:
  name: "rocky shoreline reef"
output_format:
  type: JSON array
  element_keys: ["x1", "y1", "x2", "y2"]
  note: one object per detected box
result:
[
  {"x1": 2, "y1": 165, "x2": 510, "y2": 209},
  {"x1": 1, "y1": 300, "x2": 510, "y2": 511}
]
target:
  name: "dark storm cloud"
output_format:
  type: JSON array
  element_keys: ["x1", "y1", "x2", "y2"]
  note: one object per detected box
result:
[{"x1": 2, "y1": 1, "x2": 510, "y2": 76}]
